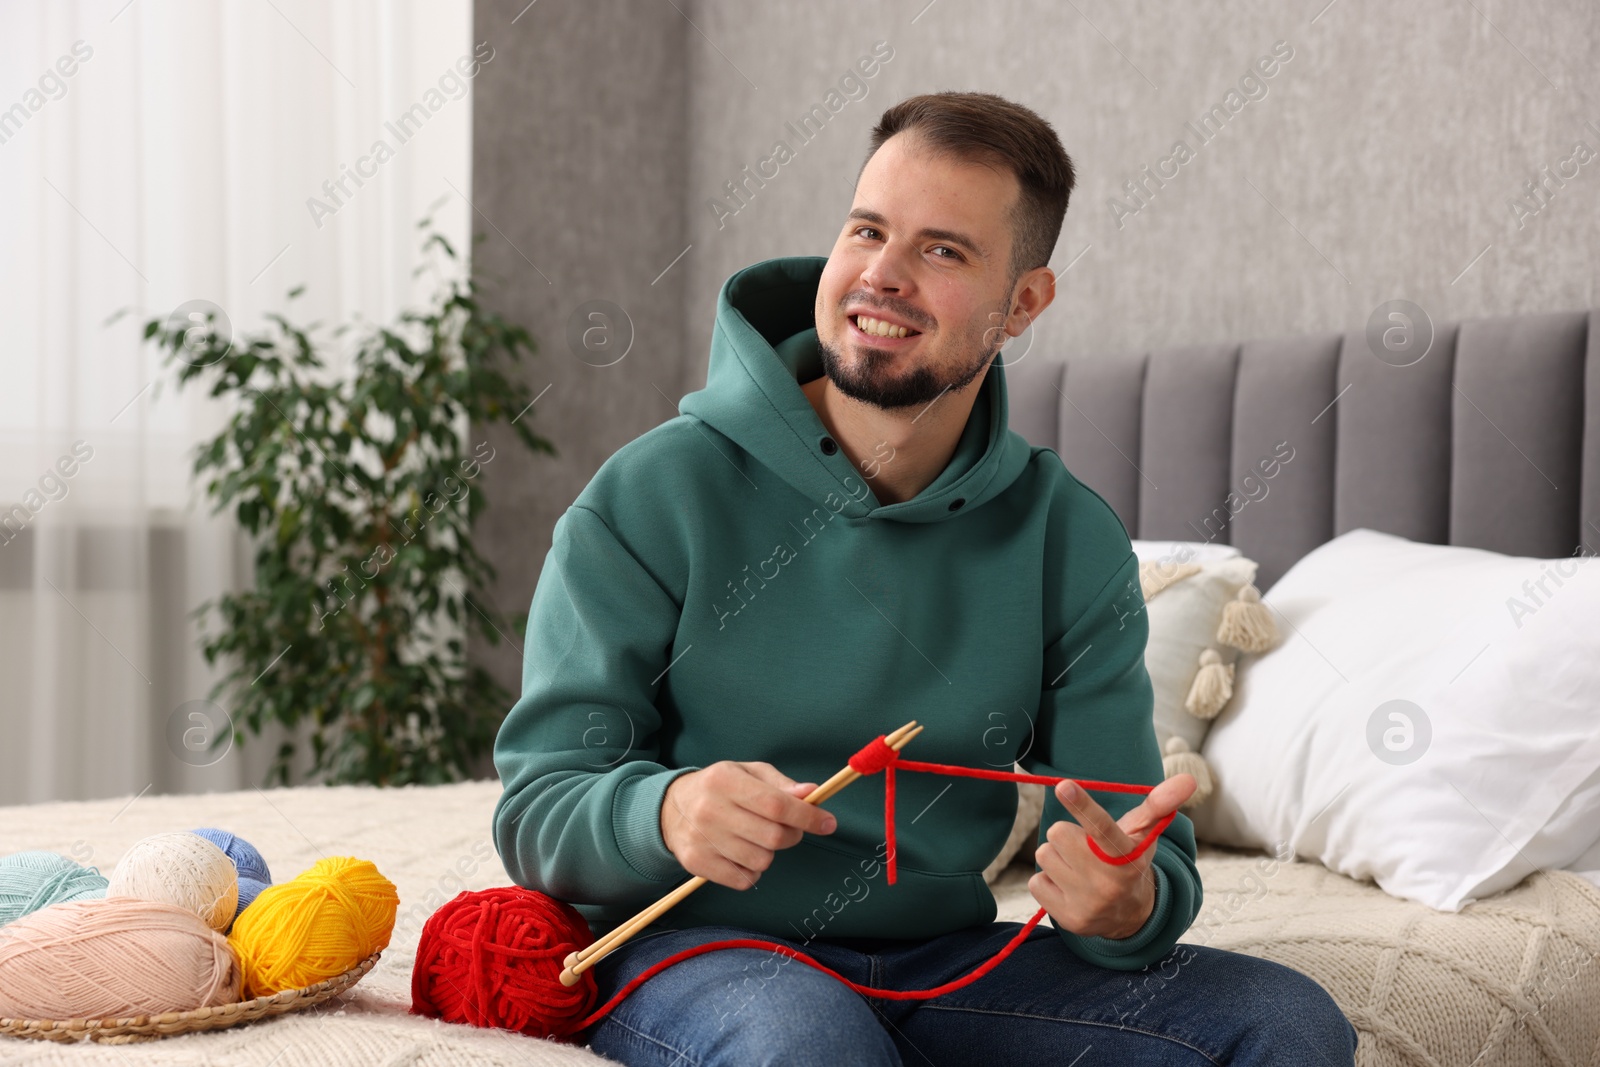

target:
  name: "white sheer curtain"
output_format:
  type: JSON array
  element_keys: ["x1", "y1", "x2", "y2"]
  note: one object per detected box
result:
[{"x1": 0, "y1": 0, "x2": 473, "y2": 804}]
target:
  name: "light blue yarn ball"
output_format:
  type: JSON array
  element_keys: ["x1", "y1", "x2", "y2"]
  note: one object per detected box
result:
[
  {"x1": 237, "y1": 875, "x2": 270, "y2": 915},
  {"x1": 190, "y1": 828, "x2": 272, "y2": 924},
  {"x1": 0, "y1": 851, "x2": 108, "y2": 928}
]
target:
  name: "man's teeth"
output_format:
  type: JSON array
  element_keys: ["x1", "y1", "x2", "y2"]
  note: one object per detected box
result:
[{"x1": 855, "y1": 314, "x2": 915, "y2": 338}]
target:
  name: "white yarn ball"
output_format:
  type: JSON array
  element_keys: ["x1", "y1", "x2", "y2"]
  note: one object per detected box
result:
[{"x1": 106, "y1": 831, "x2": 240, "y2": 932}]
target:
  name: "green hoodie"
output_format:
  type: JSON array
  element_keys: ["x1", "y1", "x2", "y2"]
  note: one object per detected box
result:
[{"x1": 492, "y1": 255, "x2": 1201, "y2": 971}]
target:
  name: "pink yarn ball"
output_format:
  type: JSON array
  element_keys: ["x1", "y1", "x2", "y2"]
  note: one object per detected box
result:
[{"x1": 0, "y1": 896, "x2": 240, "y2": 1019}]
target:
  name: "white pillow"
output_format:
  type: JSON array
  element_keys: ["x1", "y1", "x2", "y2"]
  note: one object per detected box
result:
[
  {"x1": 1191, "y1": 528, "x2": 1600, "y2": 911},
  {"x1": 1546, "y1": 763, "x2": 1600, "y2": 892},
  {"x1": 1131, "y1": 539, "x2": 1242, "y2": 566}
]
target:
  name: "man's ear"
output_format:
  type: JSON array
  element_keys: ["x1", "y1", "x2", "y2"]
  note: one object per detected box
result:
[{"x1": 1006, "y1": 266, "x2": 1056, "y2": 337}]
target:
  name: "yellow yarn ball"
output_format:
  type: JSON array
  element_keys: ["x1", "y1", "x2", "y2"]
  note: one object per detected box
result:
[{"x1": 227, "y1": 856, "x2": 397, "y2": 999}]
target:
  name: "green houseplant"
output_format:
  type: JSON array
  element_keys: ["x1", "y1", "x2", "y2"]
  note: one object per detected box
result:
[{"x1": 136, "y1": 221, "x2": 555, "y2": 786}]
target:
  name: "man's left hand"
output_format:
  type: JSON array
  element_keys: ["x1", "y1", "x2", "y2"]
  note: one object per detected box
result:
[{"x1": 1029, "y1": 772, "x2": 1196, "y2": 940}]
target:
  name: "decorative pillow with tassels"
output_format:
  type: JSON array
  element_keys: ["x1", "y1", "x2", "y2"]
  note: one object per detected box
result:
[{"x1": 1133, "y1": 546, "x2": 1280, "y2": 813}]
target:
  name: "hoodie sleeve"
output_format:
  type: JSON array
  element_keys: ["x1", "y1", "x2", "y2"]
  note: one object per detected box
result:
[
  {"x1": 492, "y1": 504, "x2": 699, "y2": 906},
  {"x1": 1022, "y1": 534, "x2": 1203, "y2": 972}
]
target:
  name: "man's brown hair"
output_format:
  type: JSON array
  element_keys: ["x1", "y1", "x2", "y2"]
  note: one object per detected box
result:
[{"x1": 862, "y1": 91, "x2": 1075, "y2": 285}]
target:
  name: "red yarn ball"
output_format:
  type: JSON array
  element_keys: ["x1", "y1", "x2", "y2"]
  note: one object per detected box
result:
[{"x1": 410, "y1": 886, "x2": 599, "y2": 1042}]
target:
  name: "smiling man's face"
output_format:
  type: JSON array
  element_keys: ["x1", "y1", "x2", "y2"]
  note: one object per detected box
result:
[{"x1": 814, "y1": 131, "x2": 1033, "y2": 411}]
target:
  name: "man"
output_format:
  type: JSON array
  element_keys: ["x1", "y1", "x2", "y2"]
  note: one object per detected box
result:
[{"x1": 493, "y1": 91, "x2": 1357, "y2": 1065}]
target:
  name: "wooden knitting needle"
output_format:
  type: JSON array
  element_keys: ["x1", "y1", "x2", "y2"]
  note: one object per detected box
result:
[{"x1": 558, "y1": 720, "x2": 923, "y2": 987}]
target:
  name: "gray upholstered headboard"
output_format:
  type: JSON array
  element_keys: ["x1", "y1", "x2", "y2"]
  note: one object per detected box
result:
[{"x1": 1003, "y1": 308, "x2": 1600, "y2": 592}]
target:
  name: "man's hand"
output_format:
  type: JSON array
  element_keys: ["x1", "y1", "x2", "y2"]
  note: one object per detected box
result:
[
  {"x1": 1030, "y1": 772, "x2": 1196, "y2": 940},
  {"x1": 661, "y1": 761, "x2": 838, "y2": 890}
]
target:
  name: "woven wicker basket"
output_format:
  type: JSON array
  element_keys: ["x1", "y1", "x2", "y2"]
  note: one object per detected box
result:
[{"x1": 0, "y1": 950, "x2": 381, "y2": 1044}]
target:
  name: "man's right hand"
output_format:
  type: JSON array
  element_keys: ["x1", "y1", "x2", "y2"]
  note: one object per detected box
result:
[{"x1": 660, "y1": 761, "x2": 838, "y2": 890}]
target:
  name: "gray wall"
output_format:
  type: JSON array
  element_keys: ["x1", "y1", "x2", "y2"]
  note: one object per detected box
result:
[
  {"x1": 469, "y1": 0, "x2": 692, "y2": 721},
  {"x1": 677, "y1": 0, "x2": 1599, "y2": 374},
  {"x1": 470, "y1": 0, "x2": 1600, "y2": 719}
]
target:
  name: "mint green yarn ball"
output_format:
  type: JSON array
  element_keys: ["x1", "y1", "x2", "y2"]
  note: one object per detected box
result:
[{"x1": 0, "y1": 851, "x2": 108, "y2": 927}]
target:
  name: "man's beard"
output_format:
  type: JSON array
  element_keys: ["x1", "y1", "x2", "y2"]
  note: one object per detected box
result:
[{"x1": 816, "y1": 317, "x2": 1006, "y2": 411}]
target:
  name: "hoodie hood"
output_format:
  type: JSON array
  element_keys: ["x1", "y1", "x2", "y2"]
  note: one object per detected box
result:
[{"x1": 679, "y1": 255, "x2": 1033, "y2": 524}]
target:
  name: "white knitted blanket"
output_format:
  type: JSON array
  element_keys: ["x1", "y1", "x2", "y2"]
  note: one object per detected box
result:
[{"x1": 1, "y1": 780, "x2": 1597, "y2": 1066}]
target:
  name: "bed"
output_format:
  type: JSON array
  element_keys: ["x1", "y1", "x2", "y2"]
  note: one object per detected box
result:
[
  {"x1": 4, "y1": 304, "x2": 1600, "y2": 1064},
  {"x1": 1, "y1": 779, "x2": 1597, "y2": 1065}
]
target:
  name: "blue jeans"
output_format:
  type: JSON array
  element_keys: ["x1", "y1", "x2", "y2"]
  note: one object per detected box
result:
[{"x1": 583, "y1": 921, "x2": 1358, "y2": 1065}]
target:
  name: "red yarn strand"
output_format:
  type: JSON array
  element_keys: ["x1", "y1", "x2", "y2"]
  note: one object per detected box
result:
[
  {"x1": 572, "y1": 735, "x2": 1177, "y2": 1028},
  {"x1": 576, "y1": 903, "x2": 1052, "y2": 1033},
  {"x1": 849, "y1": 736, "x2": 1178, "y2": 878},
  {"x1": 885, "y1": 763, "x2": 897, "y2": 885}
]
